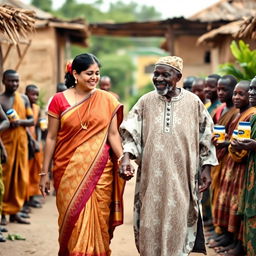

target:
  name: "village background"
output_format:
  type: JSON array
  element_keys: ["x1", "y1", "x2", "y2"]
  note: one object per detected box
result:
[{"x1": 0, "y1": 0, "x2": 256, "y2": 255}]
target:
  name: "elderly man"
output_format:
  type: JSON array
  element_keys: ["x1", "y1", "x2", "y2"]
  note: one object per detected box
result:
[{"x1": 120, "y1": 56, "x2": 218, "y2": 256}]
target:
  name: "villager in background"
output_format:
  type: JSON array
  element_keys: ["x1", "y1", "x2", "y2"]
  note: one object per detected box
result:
[
  {"x1": 25, "y1": 84, "x2": 43, "y2": 209},
  {"x1": 0, "y1": 69, "x2": 34, "y2": 225},
  {"x1": 99, "y1": 76, "x2": 120, "y2": 100}
]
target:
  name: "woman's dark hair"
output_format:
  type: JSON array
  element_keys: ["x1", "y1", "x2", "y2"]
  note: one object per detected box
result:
[{"x1": 65, "y1": 53, "x2": 101, "y2": 88}]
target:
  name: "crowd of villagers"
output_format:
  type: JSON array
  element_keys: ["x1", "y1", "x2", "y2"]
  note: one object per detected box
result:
[
  {"x1": 1, "y1": 56, "x2": 256, "y2": 256},
  {"x1": 185, "y1": 73, "x2": 256, "y2": 256}
]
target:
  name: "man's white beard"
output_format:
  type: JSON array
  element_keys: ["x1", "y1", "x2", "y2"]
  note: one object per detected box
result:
[{"x1": 156, "y1": 85, "x2": 171, "y2": 96}]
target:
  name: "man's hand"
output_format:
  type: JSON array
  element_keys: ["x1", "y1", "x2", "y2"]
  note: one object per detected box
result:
[
  {"x1": 230, "y1": 138, "x2": 244, "y2": 151},
  {"x1": 231, "y1": 138, "x2": 256, "y2": 151},
  {"x1": 199, "y1": 165, "x2": 211, "y2": 193},
  {"x1": 39, "y1": 174, "x2": 50, "y2": 198},
  {"x1": 10, "y1": 119, "x2": 21, "y2": 128},
  {"x1": 211, "y1": 135, "x2": 229, "y2": 149},
  {"x1": 32, "y1": 139, "x2": 40, "y2": 152},
  {"x1": 119, "y1": 152, "x2": 135, "y2": 180}
]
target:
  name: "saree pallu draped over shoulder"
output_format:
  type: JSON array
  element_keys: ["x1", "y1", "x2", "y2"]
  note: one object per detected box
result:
[{"x1": 51, "y1": 90, "x2": 124, "y2": 256}]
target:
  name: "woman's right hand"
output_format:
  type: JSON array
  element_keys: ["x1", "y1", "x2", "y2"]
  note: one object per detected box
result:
[
  {"x1": 119, "y1": 153, "x2": 135, "y2": 180},
  {"x1": 39, "y1": 174, "x2": 50, "y2": 198}
]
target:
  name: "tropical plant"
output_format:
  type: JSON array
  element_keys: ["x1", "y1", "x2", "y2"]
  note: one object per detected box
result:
[{"x1": 218, "y1": 40, "x2": 256, "y2": 80}]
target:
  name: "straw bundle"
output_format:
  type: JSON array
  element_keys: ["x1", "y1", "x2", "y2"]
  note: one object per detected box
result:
[
  {"x1": 0, "y1": 4, "x2": 35, "y2": 44},
  {"x1": 235, "y1": 16, "x2": 256, "y2": 40}
]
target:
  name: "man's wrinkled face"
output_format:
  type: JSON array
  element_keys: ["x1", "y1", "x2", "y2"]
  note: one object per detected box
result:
[{"x1": 152, "y1": 64, "x2": 180, "y2": 96}]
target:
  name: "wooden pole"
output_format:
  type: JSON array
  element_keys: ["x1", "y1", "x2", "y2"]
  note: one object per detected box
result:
[
  {"x1": 165, "y1": 25, "x2": 175, "y2": 55},
  {"x1": 15, "y1": 40, "x2": 31, "y2": 71},
  {"x1": 3, "y1": 44, "x2": 13, "y2": 64}
]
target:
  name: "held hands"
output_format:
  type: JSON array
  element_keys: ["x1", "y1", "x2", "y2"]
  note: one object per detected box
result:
[
  {"x1": 199, "y1": 165, "x2": 211, "y2": 193},
  {"x1": 119, "y1": 153, "x2": 135, "y2": 180},
  {"x1": 39, "y1": 173, "x2": 50, "y2": 198}
]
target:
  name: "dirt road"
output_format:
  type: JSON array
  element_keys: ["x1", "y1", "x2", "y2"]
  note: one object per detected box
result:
[{"x1": 0, "y1": 178, "x2": 216, "y2": 256}]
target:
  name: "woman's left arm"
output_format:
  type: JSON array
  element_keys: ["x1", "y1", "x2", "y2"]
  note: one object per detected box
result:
[{"x1": 108, "y1": 114, "x2": 123, "y2": 159}]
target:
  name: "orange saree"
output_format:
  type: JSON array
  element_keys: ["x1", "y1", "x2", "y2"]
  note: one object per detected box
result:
[
  {"x1": 0, "y1": 92, "x2": 31, "y2": 214},
  {"x1": 49, "y1": 90, "x2": 124, "y2": 256},
  {"x1": 28, "y1": 104, "x2": 42, "y2": 197}
]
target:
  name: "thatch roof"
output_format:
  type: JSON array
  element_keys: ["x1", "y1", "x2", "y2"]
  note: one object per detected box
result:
[
  {"x1": 0, "y1": 4, "x2": 35, "y2": 44},
  {"x1": 0, "y1": 0, "x2": 52, "y2": 19},
  {"x1": 0, "y1": 0, "x2": 89, "y2": 47},
  {"x1": 234, "y1": 16, "x2": 256, "y2": 40},
  {"x1": 198, "y1": 14, "x2": 256, "y2": 45},
  {"x1": 190, "y1": 0, "x2": 256, "y2": 22},
  {"x1": 197, "y1": 20, "x2": 243, "y2": 45}
]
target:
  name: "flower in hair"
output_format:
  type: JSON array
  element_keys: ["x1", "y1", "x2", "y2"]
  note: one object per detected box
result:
[{"x1": 65, "y1": 61, "x2": 73, "y2": 74}]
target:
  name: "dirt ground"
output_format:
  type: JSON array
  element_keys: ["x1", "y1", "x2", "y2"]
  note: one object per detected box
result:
[{"x1": 0, "y1": 178, "x2": 217, "y2": 256}]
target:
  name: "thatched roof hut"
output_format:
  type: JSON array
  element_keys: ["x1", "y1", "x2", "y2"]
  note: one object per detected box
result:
[
  {"x1": 197, "y1": 15, "x2": 256, "y2": 46},
  {"x1": 0, "y1": 0, "x2": 90, "y2": 103},
  {"x1": 190, "y1": 0, "x2": 256, "y2": 22},
  {"x1": 234, "y1": 16, "x2": 256, "y2": 40},
  {"x1": 0, "y1": 4, "x2": 35, "y2": 44},
  {"x1": 197, "y1": 20, "x2": 243, "y2": 46}
]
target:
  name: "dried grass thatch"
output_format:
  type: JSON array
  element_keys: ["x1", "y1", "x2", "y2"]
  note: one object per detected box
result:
[
  {"x1": 0, "y1": 4, "x2": 35, "y2": 44},
  {"x1": 197, "y1": 20, "x2": 243, "y2": 45},
  {"x1": 234, "y1": 16, "x2": 256, "y2": 40},
  {"x1": 190, "y1": 0, "x2": 256, "y2": 22}
]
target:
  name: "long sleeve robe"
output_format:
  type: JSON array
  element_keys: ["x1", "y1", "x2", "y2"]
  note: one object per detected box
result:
[{"x1": 120, "y1": 89, "x2": 218, "y2": 256}]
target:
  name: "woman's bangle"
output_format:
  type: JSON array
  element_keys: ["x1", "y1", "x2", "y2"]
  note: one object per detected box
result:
[
  {"x1": 117, "y1": 154, "x2": 124, "y2": 166},
  {"x1": 39, "y1": 172, "x2": 47, "y2": 176}
]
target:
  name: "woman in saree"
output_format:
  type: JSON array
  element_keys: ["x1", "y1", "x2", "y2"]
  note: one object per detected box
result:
[{"x1": 39, "y1": 53, "x2": 126, "y2": 256}]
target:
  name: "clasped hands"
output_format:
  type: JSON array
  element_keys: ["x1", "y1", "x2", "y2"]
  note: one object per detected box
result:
[{"x1": 119, "y1": 153, "x2": 135, "y2": 180}]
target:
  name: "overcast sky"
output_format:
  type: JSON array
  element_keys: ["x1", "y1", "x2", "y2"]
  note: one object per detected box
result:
[{"x1": 23, "y1": 0, "x2": 220, "y2": 18}]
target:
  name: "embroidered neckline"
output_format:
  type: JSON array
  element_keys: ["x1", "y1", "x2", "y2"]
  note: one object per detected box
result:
[{"x1": 158, "y1": 88, "x2": 185, "y2": 102}]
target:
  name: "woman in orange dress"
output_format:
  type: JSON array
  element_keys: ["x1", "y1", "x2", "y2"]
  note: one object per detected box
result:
[{"x1": 39, "y1": 53, "x2": 125, "y2": 256}]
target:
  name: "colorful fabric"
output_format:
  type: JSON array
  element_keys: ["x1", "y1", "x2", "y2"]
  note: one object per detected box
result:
[
  {"x1": 49, "y1": 89, "x2": 124, "y2": 256},
  {"x1": 0, "y1": 92, "x2": 31, "y2": 214},
  {"x1": 28, "y1": 104, "x2": 42, "y2": 197},
  {"x1": 214, "y1": 107, "x2": 256, "y2": 238},
  {"x1": 202, "y1": 103, "x2": 225, "y2": 227},
  {"x1": 211, "y1": 107, "x2": 239, "y2": 229},
  {"x1": 0, "y1": 164, "x2": 4, "y2": 215},
  {"x1": 207, "y1": 100, "x2": 222, "y2": 120},
  {"x1": 213, "y1": 103, "x2": 226, "y2": 124},
  {"x1": 48, "y1": 92, "x2": 70, "y2": 118},
  {"x1": 238, "y1": 114, "x2": 256, "y2": 255},
  {"x1": 120, "y1": 89, "x2": 218, "y2": 256}
]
